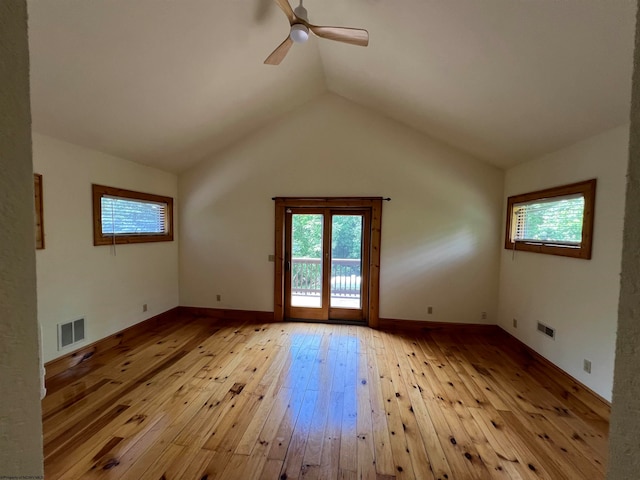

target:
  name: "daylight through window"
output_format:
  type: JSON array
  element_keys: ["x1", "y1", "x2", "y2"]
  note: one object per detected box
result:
[
  {"x1": 505, "y1": 179, "x2": 596, "y2": 259},
  {"x1": 101, "y1": 196, "x2": 167, "y2": 235},
  {"x1": 92, "y1": 184, "x2": 174, "y2": 245}
]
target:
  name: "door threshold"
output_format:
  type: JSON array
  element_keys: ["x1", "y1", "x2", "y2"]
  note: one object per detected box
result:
[{"x1": 286, "y1": 317, "x2": 367, "y2": 326}]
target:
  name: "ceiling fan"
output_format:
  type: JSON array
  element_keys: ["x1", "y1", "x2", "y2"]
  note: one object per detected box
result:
[{"x1": 264, "y1": 0, "x2": 369, "y2": 65}]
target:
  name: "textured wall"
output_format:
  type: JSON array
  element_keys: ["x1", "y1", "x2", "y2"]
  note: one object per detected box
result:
[
  {"x1": 608, "y1": 2, "x2": 640, "y2": 478},
  {"x1": 0, "y1": 0, "x2": 45, "y2": 476}
]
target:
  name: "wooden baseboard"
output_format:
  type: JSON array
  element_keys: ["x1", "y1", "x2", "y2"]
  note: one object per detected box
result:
[
  {"x1": 44, "y1": 307, "x2": 180, "y2": 381},
  {"x1": 498, "y1": 326, "x2": 611, "y2": 416},
  {"x1": 379, "y1": 317, "x2": 500, "y2": 334},
  {"x1": 179, "y1": 306, "x2": 275, "y2": 323}
]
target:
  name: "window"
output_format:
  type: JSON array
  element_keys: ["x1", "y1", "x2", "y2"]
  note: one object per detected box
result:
[
  {"x1": 504, "y1": 179, "x2": 596, "y2": 259},
  {"x1": 92, "y1": 184, "x2": 174, "y2": 245},
  {"x1": 34, "y1": 173, "x2": 44, "y2": 249}
]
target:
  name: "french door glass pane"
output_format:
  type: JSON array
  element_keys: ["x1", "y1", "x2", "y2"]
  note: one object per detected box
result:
[
  {"x1": 331, "y1": 215, "x2": 363, "y2": 309},
  {"x1": 291, "y1": 214, "x2": 323, "y2": 308}
]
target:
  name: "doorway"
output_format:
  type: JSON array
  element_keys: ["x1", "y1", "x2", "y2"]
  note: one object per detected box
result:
[
  {"x1": 285, "y1": 208, "x2": 369, "y2": 322},
  {"x1": 274, "y1": 198, "x2": 383, "y2": 327}
]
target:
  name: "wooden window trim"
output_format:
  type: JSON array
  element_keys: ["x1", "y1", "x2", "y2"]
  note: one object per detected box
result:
[
  {"x1": 34, "y1": 173, "x2": 44, "y2": 250},
  {"x1": 273, "y1": 197, "x2": 383, "y2": 328},
  {"x1": 92, "y1": 184, "x2": 174, "y2": 246},
  {"x1": 504, "y1": 179, "x2": 596, "y2": 259}
]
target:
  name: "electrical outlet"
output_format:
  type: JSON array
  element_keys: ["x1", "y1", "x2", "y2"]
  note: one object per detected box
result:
[
  {"x1": 142, "y1": 304, "x2": 148, "y2": 312},
  {"x1": 268, "y1": 254, "x2": 275, "y2": 262},
  {"x1": 481, "y1": 311, "x2": 487, "y2": 320},
  {"x1": 513, "y1": 318, "x2": 518, "y2": 328},
  {"x1": 427, "y1": 306, "x2": 433, "y2": 315},
  {"x1": 583, "y1": 359, "x2": 592, "y2": 374},
  {"x1": 216, "y1": 294, "x2": 221, "y2": 302}
]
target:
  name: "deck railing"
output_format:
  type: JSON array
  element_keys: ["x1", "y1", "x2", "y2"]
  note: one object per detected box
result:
[{"x1": 292, "y1": 257, "x2": 361, "y2": 297}]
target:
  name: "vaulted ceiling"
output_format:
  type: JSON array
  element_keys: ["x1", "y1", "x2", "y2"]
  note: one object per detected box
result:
[{"x1": 28, "y1": 0, "x2": 636, "y2": 172}]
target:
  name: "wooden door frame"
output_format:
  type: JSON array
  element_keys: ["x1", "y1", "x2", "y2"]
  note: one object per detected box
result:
[{"x1": 274, "y1": 197, "x2": 383, "y2": 328}]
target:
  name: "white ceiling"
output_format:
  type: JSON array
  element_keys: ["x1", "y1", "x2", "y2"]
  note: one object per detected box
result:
[{"x1": 28, "y1": 0, "x2": 637, "y2": 172}]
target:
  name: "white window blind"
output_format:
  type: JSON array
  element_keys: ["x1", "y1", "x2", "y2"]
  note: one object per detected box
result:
[
  {"x1": 101, "y1": 196, "x2": 168, "y2": 236},
  {"x1": 512, "y1": 194, "x2": 585, "y2": 246}
]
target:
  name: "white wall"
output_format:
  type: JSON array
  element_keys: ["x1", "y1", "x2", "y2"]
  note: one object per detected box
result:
[
  {"x1": 0, "y1": 0, "x2": 44, "y2": 475},
  {"x1": 498, "y1": 125, "x2": 629, "y2": 401},
  {"x1": 33, "y1": 134, "x2": 180, "y2": 363},
  {"x1": 179, "y1": 93, "x2": 504, "y2": 324}
]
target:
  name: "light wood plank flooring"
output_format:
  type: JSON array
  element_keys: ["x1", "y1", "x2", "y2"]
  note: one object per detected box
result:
[{"x1": 42, "y1": 316, "x2": 609, "y2": 479}]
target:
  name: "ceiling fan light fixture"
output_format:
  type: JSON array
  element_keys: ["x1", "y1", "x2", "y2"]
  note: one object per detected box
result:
[{"x1": 290, "y1": 24, "x2": 309, "y2": 43}]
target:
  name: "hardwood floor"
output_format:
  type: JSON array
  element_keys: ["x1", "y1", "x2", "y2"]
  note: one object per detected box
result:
[{"x1": 42, "y1": 316, "x2": 609, "y2": 479}]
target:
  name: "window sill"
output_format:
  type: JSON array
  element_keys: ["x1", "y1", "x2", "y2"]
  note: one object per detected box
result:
[
  {"x1": 94, "y1": 234, "x2": 174, "y2": 246},
  {"x1": 505, "y1": 241, "x2": 591, "y2": 259}
]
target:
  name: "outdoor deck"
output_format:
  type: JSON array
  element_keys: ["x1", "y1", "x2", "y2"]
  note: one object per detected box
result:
[{"x1": 291, "y1": 257, "x2": 361, "y2": 309}]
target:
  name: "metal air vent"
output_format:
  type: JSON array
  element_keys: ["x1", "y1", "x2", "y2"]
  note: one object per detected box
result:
[
  {"x1": 58, "y1": 318, "x2": 85, "y2": 350},
  {"x1": 537, "y1": 321, "x2": 555, "y2": 339}
]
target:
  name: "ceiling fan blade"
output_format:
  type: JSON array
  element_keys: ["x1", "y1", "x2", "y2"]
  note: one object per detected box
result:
[
  {"x1": 264, "y1": 36, "x2": 294, "y2": 65},
  {"x1": 274, "y1": 0, "x2": 296, "y2": 24},
  {"x1": 309, "y1": 25, "x2": 369, "y2": 47}
]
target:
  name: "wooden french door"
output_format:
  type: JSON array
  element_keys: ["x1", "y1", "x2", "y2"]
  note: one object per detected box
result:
[
  {"x1": 274, "y1": 198, "x2": 383, "y2": 327},
  {"x1": 284, "y1": 208, "x2": 370, "y2": 323}
]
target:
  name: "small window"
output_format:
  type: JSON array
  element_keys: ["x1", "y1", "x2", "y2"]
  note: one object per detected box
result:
[
  {"x1": 504, "y1": 179, "x2": 596, "y2": 259},
  {"x1": 34, "y1": 173, "x2": 44, "y2": 249},
  {"x1": 92, "y1": 184, "x2": 174, "y2": 245}
]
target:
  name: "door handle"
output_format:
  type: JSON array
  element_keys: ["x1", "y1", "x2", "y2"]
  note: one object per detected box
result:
[{"x1": 285, "y1": 260, "x2": 291, "y2": 271}]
